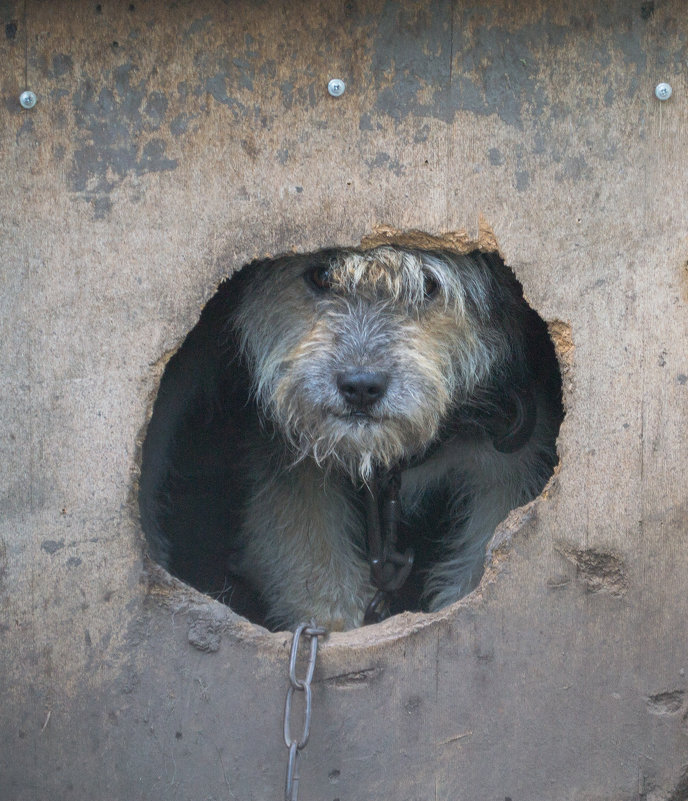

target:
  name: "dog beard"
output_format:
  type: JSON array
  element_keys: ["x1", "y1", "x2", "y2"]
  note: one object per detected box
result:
[{"x1": 266, "y1": 398, "x2": 444, "y2": 481}]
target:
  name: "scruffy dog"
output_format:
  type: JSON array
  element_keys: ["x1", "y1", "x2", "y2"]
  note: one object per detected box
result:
[{"x1": 140, "y1": 247, "x2": 562, "y2": 631}]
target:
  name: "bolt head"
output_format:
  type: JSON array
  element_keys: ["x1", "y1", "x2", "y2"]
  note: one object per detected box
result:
[
  {"x1": 655, "y1": 82, "x2": 672, "y2": 101},
  {"x1": 328, "y1": 79, "x2": 346, "y2": 97},
  {"x1": 19, "y1": 90, "x2": 37, "y2": 109}
]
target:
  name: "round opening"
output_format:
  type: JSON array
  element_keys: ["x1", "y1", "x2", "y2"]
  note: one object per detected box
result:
[{"x1": 139, "y1": 245, "x2": 564, "y2": 631}]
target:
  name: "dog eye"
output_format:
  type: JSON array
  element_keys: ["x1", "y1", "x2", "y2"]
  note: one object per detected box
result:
[
  {"x1": 422, "y1": 270, "x2": 439, "y2": 299},
  {"x1": 306, "y1": 265, "x2": 334, "y2": 291}
]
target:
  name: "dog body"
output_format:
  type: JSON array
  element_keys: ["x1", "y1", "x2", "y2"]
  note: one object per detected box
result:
[{"x1": 140, "y1": 247, "x2": 562, "y2": 631}]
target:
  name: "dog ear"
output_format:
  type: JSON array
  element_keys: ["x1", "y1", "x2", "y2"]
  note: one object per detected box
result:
[{"x1": 488, "y1": 385, "x2": 537, "y2": 453}]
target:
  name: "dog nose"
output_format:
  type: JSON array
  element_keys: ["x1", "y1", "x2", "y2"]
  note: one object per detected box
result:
[{"x1": 337, "y1": 370, "x2": 389, "y2": 409}]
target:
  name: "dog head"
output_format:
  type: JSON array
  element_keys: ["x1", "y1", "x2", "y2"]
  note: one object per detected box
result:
[{"x1": 231, "y1": 247, "x2": 516, "y2": 479}]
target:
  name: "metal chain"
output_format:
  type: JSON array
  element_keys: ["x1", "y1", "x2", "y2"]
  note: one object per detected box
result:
[
  {"x1": 363, "y1": 468, "x2": 414, "y2": 624},
  {"x1": 283, "y1": 620, "x2": 327, "y2": 801}
]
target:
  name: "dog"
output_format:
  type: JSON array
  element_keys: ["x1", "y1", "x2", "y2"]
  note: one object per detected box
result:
[{"x1": 139, "y1": 246, "x2": 563, "y2": 631}]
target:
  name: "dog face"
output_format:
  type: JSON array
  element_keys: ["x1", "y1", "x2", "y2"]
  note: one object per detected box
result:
[{"x1": 232, "y1": 247, "x2": 509, "y2": 479}]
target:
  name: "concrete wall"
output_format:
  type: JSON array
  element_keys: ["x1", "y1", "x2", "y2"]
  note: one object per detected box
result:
[{"x1": 1, "y1": 1, "x2": 687, "y2": 798}]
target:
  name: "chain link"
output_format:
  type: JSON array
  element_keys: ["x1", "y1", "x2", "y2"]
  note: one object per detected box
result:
[
  {"x1": 283, "y1": 621, "x2": 326, "y2": 801},
  {"x1": 363, "y1": 468, "x2": 414, "y2": 624}
]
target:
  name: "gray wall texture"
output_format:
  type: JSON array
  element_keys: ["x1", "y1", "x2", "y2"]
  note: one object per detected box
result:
[{"x1": 1, "y1": 1, "x2": 687, "y2": 799}]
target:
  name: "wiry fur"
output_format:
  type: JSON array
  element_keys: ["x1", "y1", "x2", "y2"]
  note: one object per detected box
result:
[{"x1": 139, "y1": 247, "x2": 563, "y2": 631}]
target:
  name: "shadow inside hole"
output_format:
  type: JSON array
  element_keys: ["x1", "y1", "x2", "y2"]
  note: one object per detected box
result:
[{"x1": 139, "y1": 247, "x2": 564, "y2": 630}]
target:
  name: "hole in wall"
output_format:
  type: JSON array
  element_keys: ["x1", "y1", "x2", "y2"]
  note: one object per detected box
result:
[{"x1": 139, "y1": 240, "x2": 564, "y2": 632}]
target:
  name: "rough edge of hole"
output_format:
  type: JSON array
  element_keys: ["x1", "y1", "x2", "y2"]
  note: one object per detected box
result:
[{"x1": 130, "y1": 223, "x2": 571, "y2": 650}]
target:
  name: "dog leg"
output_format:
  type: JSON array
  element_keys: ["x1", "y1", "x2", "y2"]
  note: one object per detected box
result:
[
  {"x1": 424, "y1": 482, "x2": 515, "y2": 610},
  {"x1": 238, "y1": 456, "x2": 373, "y2": 630},
  {"x1": 421, "y1": 428, "x2": 556, "y2": 611}
]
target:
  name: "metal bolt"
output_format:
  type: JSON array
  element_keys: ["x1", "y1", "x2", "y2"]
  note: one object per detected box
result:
[
  {"x1": 327, "y1": 78, "x2": 346, "y2": 97},
  {"x1": 655, "y1": 82, "x2": 672, "y2": 101},
  {"x1": 19, "y1": 90, "x2": 37, "y2": 109}
]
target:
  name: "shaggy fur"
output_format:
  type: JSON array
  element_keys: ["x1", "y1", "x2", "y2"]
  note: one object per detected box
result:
[{"x1": 139, "y1": 247, "x2": 563, "y2": 631}]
